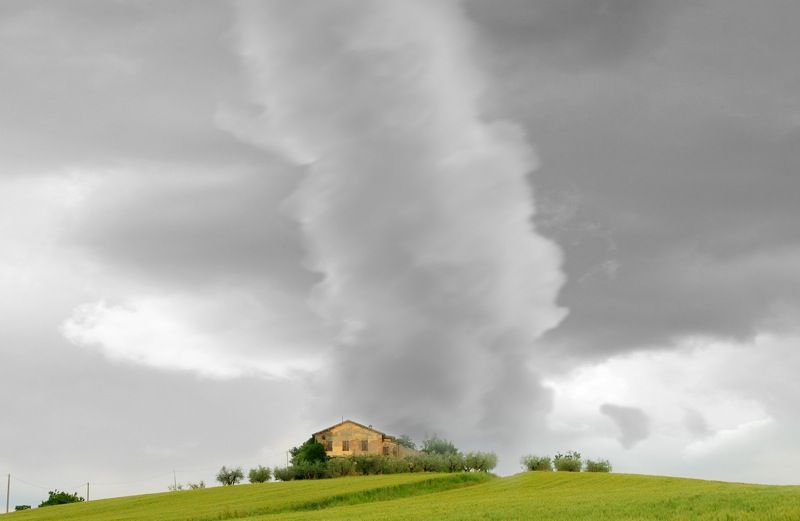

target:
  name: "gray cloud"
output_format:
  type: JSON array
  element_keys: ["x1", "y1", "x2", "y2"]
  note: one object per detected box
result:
[
  {"x1": 467, "y1": 0, "x2": 800, "y2": 358},
  {"x1": 231, "y1": 0, "x2": 567, "y2": 444},
  {"x1": 600, "y1": 403, "x2": 651, "y2": 449},
  {"x1": 684, "y1": 408, "x2": 712, "y2": 439},
  {"x1": 2, "y1": 0, "x2": 800, "y2": 498}
]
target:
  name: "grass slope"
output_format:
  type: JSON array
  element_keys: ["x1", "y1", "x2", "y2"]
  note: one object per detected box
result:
[
  {"x1": 7, "y1": 474, "x2": 484, "y2": 521},
  {"x1": 257, "y1": 472, "x2": 800, "y2": 521},
  {"x1": 9, "y1": 472, "x2": 800, "y2": 521}
]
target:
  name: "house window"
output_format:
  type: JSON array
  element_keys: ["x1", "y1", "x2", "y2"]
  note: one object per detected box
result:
[
  {"x1": 342, "y1": 440, "x2": 350, "y2": 451},
  {"x1": 383, "y1": 446, "x2": 389, "y2": 456},
  {"x1": 361, "y1": 440, "x2": 368, "y2": 451},
  {"x1": 325, "y1": 441, "x2": 332, "y2": 451}
]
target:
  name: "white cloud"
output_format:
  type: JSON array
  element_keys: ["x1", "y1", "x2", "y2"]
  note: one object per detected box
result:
[
  {"x1": 63, "y1": 293, "x2": 324, "y2": 379},
  {"x1": 544, "y1": 333, "x2": 800, "y2": 483}
]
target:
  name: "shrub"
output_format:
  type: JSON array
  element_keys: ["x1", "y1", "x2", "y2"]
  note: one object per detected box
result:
[
  {"x1": 381, "y1": 456, "x2": 411, "y2": 474},
  {"x1": 353, "y1": 454, "x2": 384, "y2": 475},
  {"x1": 327, "y1": 457, "x2": 356, "y2": 478},
  {"x1": 248, "y1": 465, "x2": 272, "y2": 483},
  {"x1": 39, "y1": 490, "x2": 84, "y2": 507},
  {"x1": 186, "y1": 480, "x2": 205, "y2": 489},
  {"x1": 291, "y1": 461, "x2": 329, "y2": 480},
  {"x1": 273, "y1": 467, "x2": 293, "y2": 482},
  {"x1": 585, "y1": 459, "x2": 612, "y2": 472},
  {"x1": 554, "y1": 451, "x2": 582, "y2": 472},
  {"x1": 465, "y1": 451, "x2": 498, "y2": 472},
  {"x1": 520, "y1": 455, "x2": 553, "y2": 471},
  {"x1": 15, "y1": 505, "x2": 31, "y2": 511},
  {"x1": 216, "y1": 466, "x2": 244, "y2": 485}
]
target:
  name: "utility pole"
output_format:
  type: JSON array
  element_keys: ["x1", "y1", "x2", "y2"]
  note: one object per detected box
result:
[
  {"x1": 173, "y1": 470, "x2": 177, "y2": 491},
  {"x1": 86, "y1": 482, "x2": 90, "y2": 502},
  {"x1": 6, "y1": 474, "x2": 9, "y2": 514},
  {"x1": 286, "y1": 451, "x2": 289, "y2": 467}
]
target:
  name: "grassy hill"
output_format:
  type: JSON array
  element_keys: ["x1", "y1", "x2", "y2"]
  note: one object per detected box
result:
[{"x1": 8, "y1": 472, "x2": 800, "y2": 521}]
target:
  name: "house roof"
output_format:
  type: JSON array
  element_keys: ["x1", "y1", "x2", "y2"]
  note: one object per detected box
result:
[{"x1": 312, "y1": 419, "x2": 394, "y2": 440}]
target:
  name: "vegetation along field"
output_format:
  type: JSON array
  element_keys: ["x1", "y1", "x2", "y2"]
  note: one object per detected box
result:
[{"x1": 8, "y1": 472, "x2": 800, "y2": 521}]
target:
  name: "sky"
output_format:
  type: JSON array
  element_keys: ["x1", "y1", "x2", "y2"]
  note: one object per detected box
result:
[{"x1": 2, "y1": 0, "x2": 800, "y2": 507}]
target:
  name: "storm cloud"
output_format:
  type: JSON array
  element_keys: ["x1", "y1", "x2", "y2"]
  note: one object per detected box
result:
[
  {"x1": 2, "y1": 0, "x2": 800, "y2": 507},
  {"x1": 600, "y1": 404, "x2": 651, "y2": 449}
]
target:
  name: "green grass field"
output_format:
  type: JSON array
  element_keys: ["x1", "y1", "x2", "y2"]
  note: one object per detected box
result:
[{"x1": 8, "y1": 472, "x2": 800, "y2": 521}]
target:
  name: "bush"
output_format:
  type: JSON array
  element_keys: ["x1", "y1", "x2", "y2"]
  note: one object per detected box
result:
[
  {"x1": 465, "y1": 452, "x2": 498, "y2": 472},
  {"x1": 291, "y1": 461, "x2": 329, "y2": 480},
  {"x1": 248, "y1": 465, "x2": 272, "y2": 483},
  {"x1": 381, "y1": 456, "x2": 411, "y2": 474},
  {"x1": 520, "y1": 455, "x2": 553, "y2": 471},
  {"x1": 554, "y1": 451, "x2": 582, "y2": 472},
  {"x1": 186, "y1": 480, "x2": 205, "y2": 489},
  {"x1": 353, "y1": 454, "x2": 384, "y2": 475},
  {"x1": 216, "y1": 466, "x2": 244, "y2": 485},
  {"x1": 327, "y1": 457, "x2": 356, "y2": 478},
  {"x1": 273, "y1": 467, "x2": 293, "y2": 482},
  {"x1": 15, "y1": 505, "x2": 31, "y2": 511},
  {"x1": 39, "y1": 490, "x2": 84, "y2": 507},
  {"x1": 585, "y1": 459, "x2": 612, "y2": 472}
]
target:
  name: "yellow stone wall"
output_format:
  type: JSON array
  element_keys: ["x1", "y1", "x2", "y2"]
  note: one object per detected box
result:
[{"x1": 313, "y1": 421, "x2": 417, "y2": 458}]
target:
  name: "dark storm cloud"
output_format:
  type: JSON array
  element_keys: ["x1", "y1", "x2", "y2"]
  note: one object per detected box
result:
[
  {"x1": 464, "y1": 0, "x2": 681, "y2": 69},
  {"x1": 466, "y1": 0, "x2": 800, "y2": 357},
  {"x1": 232, "y1": 1, "x2": 566, "y2": 444},
  {"x1": 3, "y1": 0, "x2": 800, "y2": 494},
  {"x1": 600, "y1": 403, "x2": 651, "y2": 449}
]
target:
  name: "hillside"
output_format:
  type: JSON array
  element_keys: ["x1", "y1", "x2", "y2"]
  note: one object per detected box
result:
[{"x1": 8, "y1": 472, "x2": 799, "y2": 521}]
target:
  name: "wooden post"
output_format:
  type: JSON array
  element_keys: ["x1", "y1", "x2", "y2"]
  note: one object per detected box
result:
[{"x1": 5, "y1": 474, "x2": 9, "y2": 514}]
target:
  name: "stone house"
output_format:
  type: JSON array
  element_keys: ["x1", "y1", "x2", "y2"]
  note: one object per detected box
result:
[{"x1": 313, "y1": 419, "x2": 418, "y2": 458}]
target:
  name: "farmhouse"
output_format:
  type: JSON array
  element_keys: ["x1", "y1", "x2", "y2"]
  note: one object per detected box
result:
[{"x1": 313, "y1": 419, "x2": 418, "y2": 458}]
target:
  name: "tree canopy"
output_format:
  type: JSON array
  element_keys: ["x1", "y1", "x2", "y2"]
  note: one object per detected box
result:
[{"x1": 290, "y1": 437, "x2": 328, "y2": 465}]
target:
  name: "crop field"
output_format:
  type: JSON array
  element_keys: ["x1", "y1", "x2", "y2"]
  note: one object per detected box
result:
[{"x1": 8, "y1": 472, "x2": 800, "y2": 521}]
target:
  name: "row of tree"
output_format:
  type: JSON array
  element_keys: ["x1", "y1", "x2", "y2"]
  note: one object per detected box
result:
[
  {"x1": 197, "y1": 436, "x2": 497, "y2": 484},
  {"x1": 187, "y1": 446, "x2": 609, "y2": 489},
  {"x1": 270, "y1": 436, "x2": 497, "y2": 481},
  {"x1": 520, "y1": 451, "x2": 611, "y2": 472}
]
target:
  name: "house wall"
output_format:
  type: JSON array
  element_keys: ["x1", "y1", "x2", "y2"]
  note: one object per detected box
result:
[{"x1": 314, "y1": 421, "x2": 416, "y2": 458}]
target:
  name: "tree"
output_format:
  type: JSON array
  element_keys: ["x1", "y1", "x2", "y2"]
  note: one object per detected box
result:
[
  {"x1": 216, "y1": 466, "x2": 244, "y2": 486},
  {"x1": 520, "y1": 455, "x2": 553, "y2": 471},
  {"x1": 396, "y1": 434, "x2": 416, "y2": 450},
  {"x1": 585, "y1": 459, "x2": 612, "y2": 472},
  {"x1": 554, "y1": 451, "x2": 582, "y2": 472},
  {"x1": 290, "y1": 437, "x2": 328, "y2": 465},
  {"x1": 465, "y1": 451, "x2": 498, "y2": 472},
  {"x1": 39, "y1": 490, "x2": 84, "y2": 507},
  {"x1": 421, "y1": 435, "x2": 459, "y2": 455},
  {"x1": 248, "y1": 465, "x2": 272, "y2": 483}
]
